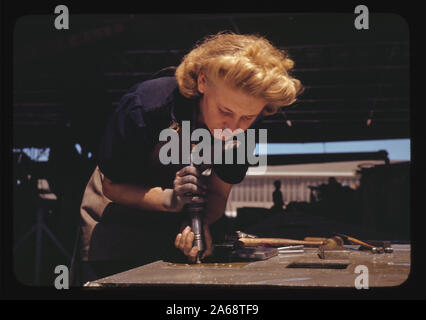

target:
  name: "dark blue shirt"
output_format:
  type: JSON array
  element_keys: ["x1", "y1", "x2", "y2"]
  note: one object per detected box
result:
[{"x1": 98, "y1": 76, "x2": 262, "y2": 188}]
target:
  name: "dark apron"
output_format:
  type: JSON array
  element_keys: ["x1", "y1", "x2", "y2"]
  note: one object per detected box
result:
[{"x1": 80, "y1": 166, "x2": 178, "y2": 257}]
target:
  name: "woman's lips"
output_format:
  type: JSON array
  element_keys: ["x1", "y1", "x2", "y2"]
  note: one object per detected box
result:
[
  {"x1": 212, "y1": 131, "x2": 231, "y2": 141},
  {"x1": 212, "y1": 128, "x2": 244, "y2": 141}
]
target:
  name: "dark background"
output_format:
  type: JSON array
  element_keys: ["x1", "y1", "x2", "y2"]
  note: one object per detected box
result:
[
  {"x1": 14, "y1": 13, "x2": 409, "y2": 148},
  {"x1": 11, "y1": 13, "x2": 410, "y2": 286}
]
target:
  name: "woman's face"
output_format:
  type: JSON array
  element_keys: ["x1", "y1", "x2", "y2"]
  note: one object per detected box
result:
[{"x1": 197, "y1": 74, "x2": 267, "y2": 141}]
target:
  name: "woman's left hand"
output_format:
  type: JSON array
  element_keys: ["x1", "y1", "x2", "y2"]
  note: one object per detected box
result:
[{"x1": 174, "y1": 223, "x2": 213, "y2": 263}]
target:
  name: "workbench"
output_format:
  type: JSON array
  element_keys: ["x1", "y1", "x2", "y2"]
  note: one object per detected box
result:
[{"x1": 84, "y1": 244, "x2": 410, "y2": 288}]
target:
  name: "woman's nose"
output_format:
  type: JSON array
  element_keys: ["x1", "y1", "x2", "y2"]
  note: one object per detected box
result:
[{"x1": 224, "y1": 118, "x2": 241, "y2": 132}]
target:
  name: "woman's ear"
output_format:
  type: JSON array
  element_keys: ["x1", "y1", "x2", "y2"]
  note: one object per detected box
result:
[{"x1": 197, "y1": 73, "x2": 207, "y2": 94}]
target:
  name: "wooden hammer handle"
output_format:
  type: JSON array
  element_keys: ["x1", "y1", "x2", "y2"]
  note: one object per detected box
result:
[
  {"x1": 304, "y1": 237, "x2": 327, "y2": 242},
  {"x1": 344, "y1": 236, "x2": 376, "y2": 249},
  {"x1": 238, "y1": 238, "x2": 324, "y2": 247}
]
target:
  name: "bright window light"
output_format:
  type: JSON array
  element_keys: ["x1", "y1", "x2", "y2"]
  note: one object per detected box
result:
[{"x1": 254, "y1": 139, "x2": 410, "y2": 161}]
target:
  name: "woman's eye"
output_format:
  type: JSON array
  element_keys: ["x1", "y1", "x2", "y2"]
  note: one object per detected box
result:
[
  {"x1": 242, "y1": 116, "x2": 255, "y2": 121},
  {"x1": 219, "y1": 109, "x2": 232, "y2": 116}
]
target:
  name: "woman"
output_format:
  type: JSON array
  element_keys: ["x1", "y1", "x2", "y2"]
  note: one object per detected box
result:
[{"x1": 76, "y1": 31, "x2": 303, "y2": 282}]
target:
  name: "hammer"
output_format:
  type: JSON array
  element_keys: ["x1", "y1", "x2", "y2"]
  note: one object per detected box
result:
[{"x1": 237, "y1": 235, "x2": 344, "y2": 249}]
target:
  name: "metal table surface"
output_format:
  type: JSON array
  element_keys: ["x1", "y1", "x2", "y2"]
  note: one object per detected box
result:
[{"x1": 85, "y1": 244, "x2": 410, "y2": 288}]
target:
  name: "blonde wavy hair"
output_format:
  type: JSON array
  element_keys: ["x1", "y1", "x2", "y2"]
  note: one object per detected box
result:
[{"x1": 175, "y1": 31, "x2": 303, "y2": 116}]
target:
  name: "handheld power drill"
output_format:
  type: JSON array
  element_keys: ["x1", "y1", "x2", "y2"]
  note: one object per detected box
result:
[{"x1": 184, "y1": 144, "x2": 205, "y2": 263}]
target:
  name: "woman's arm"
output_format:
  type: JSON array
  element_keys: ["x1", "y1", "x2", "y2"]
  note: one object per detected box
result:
[
  {"x1": 102, "y1": 176, "x2": 178, "y2": 212},
  {"x1": 101, "y1": 165, "x2": 207, "y2": 213}
]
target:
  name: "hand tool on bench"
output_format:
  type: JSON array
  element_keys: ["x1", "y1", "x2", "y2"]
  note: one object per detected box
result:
[
  {"x1": 334, "y1": 233, "x2": 386, "y2": 253},
  {"x1": 362, "y1": 240, "x2": 393, "y2": 253},
  {"x1": 303, "y1": 236, "x2": 346, "y2": 259},
  {"x1": 304, "y1": 237, "x2": 329, "y2": 242},
  {"x1": 211, "y1": 243, "x2": 279, "y2": 261},
  {"x1": 236, "y1": 231, "x2": 258, "y2": 239},
  {"x1": 277, "y1": 245, "x2": 305, "y2": 254},
  {"x1": 277, "y1": 245, "x2": 304, "y2": 250},
  {"x1": 237, "y1": 237, "x2": 323, "y2": 247},
  {"x1": 211, "y1": 233, "x2": 344, "y2": 262},
  {"x1": 305, "y1": 235, "x2": 393, "y2": 253},
  {"x1": 236, "y1": 235, "x2": 344, "y2": 250}
]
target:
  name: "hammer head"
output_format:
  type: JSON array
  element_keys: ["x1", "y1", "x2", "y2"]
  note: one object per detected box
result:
[
  {"x1": 317, "y1": 236, "x2": 345, "y2": 259},
  {"x1": 320, "y1": 236, "x2": 344, "y2": 250}
]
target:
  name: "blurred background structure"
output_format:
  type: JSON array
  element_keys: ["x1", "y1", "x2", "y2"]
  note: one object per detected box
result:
[{"x1": 13, "y1": 14, "x2": 410, "y2": 285}]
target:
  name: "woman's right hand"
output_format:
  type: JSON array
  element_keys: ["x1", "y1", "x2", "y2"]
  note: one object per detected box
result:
[{"x1": 163, "y1": 165, "x2": 208, "y2": 212}]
